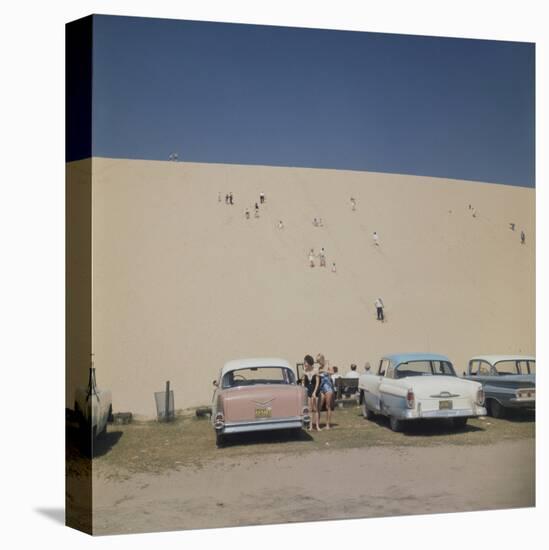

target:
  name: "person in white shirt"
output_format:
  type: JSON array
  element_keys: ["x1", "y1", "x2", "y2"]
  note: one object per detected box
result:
[
  {"x1": 308, "y1": 249, "x2": 315, "y2": 268},
  {"x1": 375, "y1": 297, "x2": 385, "y2": 321},
  {"x1": 373, "y1": 231, "x2": 380, "y2": 246},
  {"x1": 344, "y1": 364, "x2": 360, "y2": 378}
]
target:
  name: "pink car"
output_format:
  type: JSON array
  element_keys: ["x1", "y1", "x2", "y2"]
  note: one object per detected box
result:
[{"x1": 211, "y1": 358, "x2": 309, "y2": 447}]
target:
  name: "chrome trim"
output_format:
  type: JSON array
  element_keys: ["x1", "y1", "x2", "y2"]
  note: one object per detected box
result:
[
  {"x1": 395, "y1": 406, "x2": 486, "y2": 420},
  {"x1": 221, "y1": 416, "x2": 304, "y2": 434},
  {"x1": 253, "y1": 398, "x2": 276, "y2": 406}
]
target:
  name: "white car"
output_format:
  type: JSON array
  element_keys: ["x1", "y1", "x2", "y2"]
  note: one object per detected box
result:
[
  {"x1": 359, "y1": 353, "x2": 486, "y2": 431},
  {"x1": 74, "y1": 368, "x2": 112, "y2": 440}
]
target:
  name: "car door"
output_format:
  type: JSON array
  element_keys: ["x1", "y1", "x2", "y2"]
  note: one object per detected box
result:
[{"x1": 365, "y1": 359, "x2": 389, "y2": 412}]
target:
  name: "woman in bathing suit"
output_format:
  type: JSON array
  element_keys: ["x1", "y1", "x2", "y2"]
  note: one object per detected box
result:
[{"x1": 303, "y1": 354, "x2": 321, "y2": 431}]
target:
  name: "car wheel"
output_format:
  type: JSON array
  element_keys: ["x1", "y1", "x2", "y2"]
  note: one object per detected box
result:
[
  {"x1": 215, "y1": 432, "x2": 225, "y2": 448},
  {"x1": 452, "y1": 417, "x2": 468, "y2": 430},
  {"x1": 362, "y1": 400, "x2": 375, "y2": 420},
  {"x1": 389, "y1": 416, "x2": 403, "y2": 432},
  {"x1": 489, "y1": 399, "x2": 506, "y2": 419}
]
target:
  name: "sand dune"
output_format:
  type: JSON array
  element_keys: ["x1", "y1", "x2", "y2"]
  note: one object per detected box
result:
[{"x1": 66, "y1": 158, "x2": 535, "y2": 416}]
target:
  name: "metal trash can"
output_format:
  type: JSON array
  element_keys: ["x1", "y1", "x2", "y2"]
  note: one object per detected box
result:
[{"x1": 154, "y1": 386, "x2": 175, "y2": 422}]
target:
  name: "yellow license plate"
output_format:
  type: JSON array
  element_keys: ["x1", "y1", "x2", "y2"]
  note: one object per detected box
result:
[
  {"x1": 439, "y1": 400, "x2": 453, "y2": 410},
  {"x1": 255, "y1": 407, "x2": 272, "y2": 418}
]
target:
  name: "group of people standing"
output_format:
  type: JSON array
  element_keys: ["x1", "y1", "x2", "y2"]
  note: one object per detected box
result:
[{"x1": 300, "y1": 354, "x2": 336, "y2": 431}]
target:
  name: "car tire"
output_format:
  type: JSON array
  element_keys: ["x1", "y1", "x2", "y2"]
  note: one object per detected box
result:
[
  {"x1": 452, "y1": 417, "x2": 468, "y2": 430},
  {"x1": 389, "y1": 416, "x2": 403, "y2": 432},
  {"x1": 489, "y1": 399, "x2": 506, "y2": 419},
  {"x1": 362, "y1": 400, "x2": 375, "y2": 420},
  {"x1": 215, "y1": 432, "x2": 225, "y2": 448}
]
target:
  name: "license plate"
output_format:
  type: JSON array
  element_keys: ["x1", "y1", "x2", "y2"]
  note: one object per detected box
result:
[
  {"x1": 255, "y1": 407, "x2": 272, "y2": 418},
  {"x1": 439, "y1": 400, "x2": 453, "y2": 410}
]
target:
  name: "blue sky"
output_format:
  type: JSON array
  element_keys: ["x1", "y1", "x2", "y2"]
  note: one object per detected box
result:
[{"x1": 85, "y1": 15, "x2": 534, "y2": 187}]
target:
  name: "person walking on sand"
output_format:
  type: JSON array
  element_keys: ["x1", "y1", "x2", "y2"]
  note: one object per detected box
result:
[
  {"x1": 375, "y1": 297, "x2": 385, "y2": 321},
  {"x1": 331, "y1": 262, "x2": 337, "y2": 273},
  {"x1": 309, "y1": 249, "x2": 316, "y2": 268},
  {"x1": 319, "y1": 247, "x2": 326, "y2": 267},
  {"x1": 218, "y1": 192, "x2": 222, "y2": 203},
  {"x1": 350, "y1": 197, "x2": 356, "y2": 211},
  {"x1": 278, "y1": 220, "x2": 284, "y2": 229},
  {"x1": 521, "y1": 230, "x2": 526, "y2": 244},
  {"x1": 509, "y1": 222, "x2": 516, "y2": 231},
  {"x1": 373, "y1": 231, "x2": 380, "y2": 246},
  {"x1": 245, "y1": 209, "x2": 250, "y2": 220},
  {"x1": 303, "y1": 355, "x2": 321, "y2": 431},
  {"x1": 260, "y1": 192, "x2": 265, "y2": 204},
  {"x1": 225, "y1": 193, "x2": 229, "y2": 205},
  {"x1": 229, "y1": 192, "x2": 234, "y2": 205}
]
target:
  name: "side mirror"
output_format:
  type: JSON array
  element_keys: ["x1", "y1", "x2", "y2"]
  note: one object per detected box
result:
[{"x1": 212, "y1": 380, "x2": 218, "y2": 387}]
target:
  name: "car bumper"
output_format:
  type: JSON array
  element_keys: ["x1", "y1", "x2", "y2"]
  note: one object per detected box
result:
[
  {"x1": 219, "y1": 416, "x2": 307, "y2": 434},
  {"x1": 395, "y1": 406, "x2": 487, "y2": 420}
]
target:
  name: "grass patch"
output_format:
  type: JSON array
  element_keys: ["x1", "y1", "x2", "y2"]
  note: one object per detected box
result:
[{"x1": 92, "y1": 407, "x2": 535, "y2": 479}]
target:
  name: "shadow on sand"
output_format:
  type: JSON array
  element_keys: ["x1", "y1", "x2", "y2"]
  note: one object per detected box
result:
[
  {"x1": 355, "y1": 411, "x2": 484, "y2": 436},
  {"x1": 498, "y1": 409, "x2": 535, "y2": 423},
  {"x1": 221, "y1": 428, "x2": 313, "y2": 448},
  {"x1": 66, "y1": 425, "x2": 123, "y2": 459}
]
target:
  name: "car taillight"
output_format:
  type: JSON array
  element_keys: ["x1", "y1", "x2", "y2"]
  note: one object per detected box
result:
[
  {"x1": 476, "y1": 388, "x2": 485, "y2": 406},
  {"x1": 214, "y1": 412, "x2": 225, "y2": 428},
  {"x1": 406, "y1": 389, "x2": 415, "y2": 409}
]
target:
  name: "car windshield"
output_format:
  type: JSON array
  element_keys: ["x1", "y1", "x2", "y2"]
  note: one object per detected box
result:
[
  {"x1": 222, "y1": 367, "x2": 296, "y2": 388},
  {"x1": 394, "y1": 360, "x2": 455, "y2": 379},
  {"x1": 494, "y1": 361, "x2": 520, "y2": 375}
]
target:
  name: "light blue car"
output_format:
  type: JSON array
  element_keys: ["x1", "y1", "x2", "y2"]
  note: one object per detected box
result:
[{"x1": 463, "y1": 355, "x2": 535, "y2": 418}]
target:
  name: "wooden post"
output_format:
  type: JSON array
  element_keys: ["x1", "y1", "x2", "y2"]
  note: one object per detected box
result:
[{"x1": 165, "y1": 380, "x2": 171, "y2": 421}]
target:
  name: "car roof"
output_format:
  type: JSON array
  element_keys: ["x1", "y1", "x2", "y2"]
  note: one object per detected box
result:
[
  {"x1": 220, "y1": 357, "x2": 292, "y2": 378},
  {"x1": 470, "y1": 354, "x2": 535, "y2": 365},
  {"x1": 383, "y1": 353, "x2": 452, "y2": 365}
]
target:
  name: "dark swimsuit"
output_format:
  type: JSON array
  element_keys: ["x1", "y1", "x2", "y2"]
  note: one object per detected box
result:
[{"x1": 304, "y1": 374, "x2": 321, "y2": 398}]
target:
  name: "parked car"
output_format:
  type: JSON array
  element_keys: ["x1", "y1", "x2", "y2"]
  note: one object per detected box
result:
[
  {"x1": 211, "y1": 358, "x2": 309, "y2": 447},
  {"x1": 359, "y1": 353, "x2": 486, "y2": 432},
  {"x1": 463, "y1": 355, "x2": 535, "y2": 418},
  {"x1": 74, "y1": 366, "x2": 112, "y2": 441}
]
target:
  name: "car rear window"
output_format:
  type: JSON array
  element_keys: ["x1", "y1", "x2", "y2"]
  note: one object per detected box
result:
[
  {"x1": 222, "y1": 367, "x2": 296, "y2": 388},
  {"x1": 494, "y1": 361, "x2": 520, "y2": 375},
  {"x1": 517, "y1": 360, "x2": 535, "y2": 375},
  {"x1": 395, "y1": 360, "x2": 455, "y2": 379}
]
